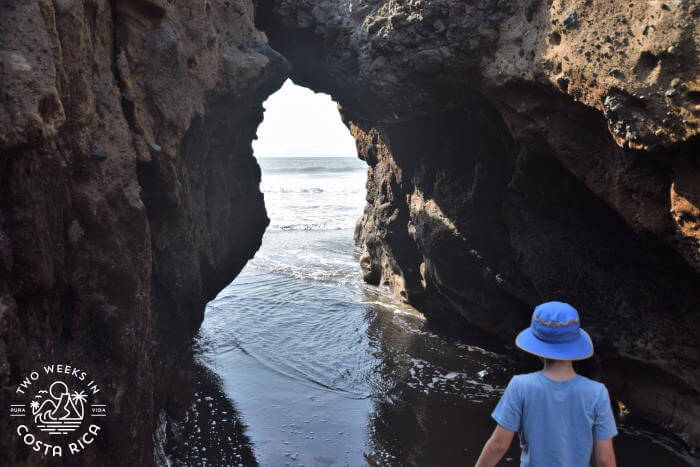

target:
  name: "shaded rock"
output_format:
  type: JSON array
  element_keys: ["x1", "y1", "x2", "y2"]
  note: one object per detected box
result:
[
  {"x1": 414, "y1": 49, "x2": 443, "y2": 74},
  {"x1": 0, "y1": 0, "x2": 287, "y2": 465},
  {"x1": 352, "y1": 107, "x2": 700, "y2": 449},
  {"x1": 53, "y1": 0, "x2": 75, "y2": 12},
  {"x1": 433, "y1": 19, "x2": 446, "y2": 33},
  {"x1": 121, "y1": 155, "x2": 136, "y2": 169},
  {"x1": 66, "y1": 219, "x2": 85, "y2": 248},
  {"x1": 91, "y1": 148, "x2": 108, "y2": 161},
  {"x1": 259, "y1": 0, "x2": 700, "y2": 447}
]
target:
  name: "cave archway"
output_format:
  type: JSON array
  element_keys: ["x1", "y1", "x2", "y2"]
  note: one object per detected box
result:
[{"x1": 252, "y1": 0, "x2": 700, "y2": 450}]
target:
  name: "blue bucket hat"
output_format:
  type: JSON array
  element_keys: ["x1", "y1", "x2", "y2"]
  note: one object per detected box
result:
[{"x1": 515, "y1": 301, "x2": 593, "y2": 360}]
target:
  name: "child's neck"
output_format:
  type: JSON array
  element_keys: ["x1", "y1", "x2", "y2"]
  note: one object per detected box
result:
[{"x1": 541, "y1": 359, "x2": 577, "y2": 382}]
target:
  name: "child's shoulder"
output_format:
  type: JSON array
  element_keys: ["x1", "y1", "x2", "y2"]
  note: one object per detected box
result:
[
  {"x1": 573, "y1": 374, "x2": 608, "y2": 393},
  {"x1": 509, "y1": 371, "x2": 541, "y2": 387},
  {"x1": 511, "y1": 372, "x2": 607, "y2": 393},
  {"x1": 512, "y1": 371, "x2": 539, "y2": 381},
  {"x1": 513, "y1": 371, "x2": 552, "y2": 380}
]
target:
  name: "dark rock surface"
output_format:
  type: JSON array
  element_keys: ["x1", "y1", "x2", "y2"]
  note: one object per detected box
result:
[
  {"x1": 259, "y1": 0, "x2": 700, "y2": 447},
  {"x1": 0, "y1": 0, "x2": 286, "y2": 465},
  {"x1": 258, "y1": 0, "x2": 700, "y2": 271},
  {"x1": 351, "y1": 107, "x2": 700, "y2": 448}
]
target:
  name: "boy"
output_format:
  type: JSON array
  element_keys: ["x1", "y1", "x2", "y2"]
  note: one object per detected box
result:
[{"x1": 475, "y1": 301, "x2": 618, "y2": 467}]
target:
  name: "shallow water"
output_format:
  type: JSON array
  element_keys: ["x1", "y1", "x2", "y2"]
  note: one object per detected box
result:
[{"x1": 167, "y1": 157, "x2": 697, "y2": 466}]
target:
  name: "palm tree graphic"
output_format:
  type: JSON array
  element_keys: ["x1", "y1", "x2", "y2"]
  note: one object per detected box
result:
[{"x1": 70, "y1": 391, "x2": 87, "y2": 419}]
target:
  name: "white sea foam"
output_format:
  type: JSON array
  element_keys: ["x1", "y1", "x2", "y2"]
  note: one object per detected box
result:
[{"x1": 258, "y1": 157, "x2": 367, "y2": 231}]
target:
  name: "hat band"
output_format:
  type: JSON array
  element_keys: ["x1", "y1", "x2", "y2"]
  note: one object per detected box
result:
[
  {"x1": 534, "y1": 316, "x2": 579, "y2": 327},
  {"x1": 532, "y1": 326, "x2": 580, "y2": 343}
]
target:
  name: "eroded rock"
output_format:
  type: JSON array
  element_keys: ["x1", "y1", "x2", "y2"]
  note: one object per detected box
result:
[
  {"x1": 0, "y1": 0, "x2": 287, "y2": 465},
  {"x1": 259, "y1": 0, "x2": 700, "y2": 446}
]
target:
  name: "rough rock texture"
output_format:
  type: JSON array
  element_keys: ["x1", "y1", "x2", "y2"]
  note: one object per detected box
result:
[
  {"x1": 0, "y1": 0, "x2": 286, "y2": 465},
  {"x1": 259, "y1": 0, "x2": 700, "y2": 446}
]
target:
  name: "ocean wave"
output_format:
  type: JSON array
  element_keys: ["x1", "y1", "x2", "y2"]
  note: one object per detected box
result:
[
  {"x1": 270, "y1": 223, "x2": 356, "y2": 231},
  {"x1": 262, "y1": 188, "x2": 364, "y2": 196},
  {"x1": 263, "y1": 166, "x2": 364, "y2": 174},
  {"x1": 263, "y1": 187, "x2": 325, "y2": 193},
  {"x1": 247, "y1": 251, "x2": 361, "y2": 286}
]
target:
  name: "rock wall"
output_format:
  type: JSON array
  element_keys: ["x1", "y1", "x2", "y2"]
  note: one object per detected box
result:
[
  {"x1": 0, "y1": 0, "x2": 286, "y2": 465},
  {"x1": 259, "y1": 0, "x2": 700, "y2": 446}
]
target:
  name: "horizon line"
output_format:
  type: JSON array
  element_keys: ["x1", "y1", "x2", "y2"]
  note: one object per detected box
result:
[{"x1": 255, "y1": 154, "x2": 358, "y2": 158}]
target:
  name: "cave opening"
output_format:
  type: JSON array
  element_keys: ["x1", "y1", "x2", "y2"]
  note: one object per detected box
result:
[
  {"x1": 169, "y1": 79, "x2": 530, "y2": 465},
  {"x1": 251, "y1": 78, "x2": 363, "y2": 232},
  {"x1": 168, "y1": 79, "x2": 698, "y2": 467}
]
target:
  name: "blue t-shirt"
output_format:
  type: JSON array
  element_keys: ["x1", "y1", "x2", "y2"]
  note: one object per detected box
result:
[{"x1": 492, "y1": 371, "x2": 618, "y2": 467}]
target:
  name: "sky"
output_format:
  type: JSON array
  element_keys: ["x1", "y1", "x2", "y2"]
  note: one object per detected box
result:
[{"x1": 253, "y1": 79, "x2": 357, "y2": 158}]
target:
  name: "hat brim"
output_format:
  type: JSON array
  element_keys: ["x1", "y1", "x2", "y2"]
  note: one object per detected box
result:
[{"x1": 515, "y1": 328, "x2": 594, "y2": 361}]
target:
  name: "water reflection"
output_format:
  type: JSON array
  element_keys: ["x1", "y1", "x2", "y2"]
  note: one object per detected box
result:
[
  {"x1": 360, "y1": 290, "x2": 521, "y2": 465},
  {"x1": 165, "y1": 362, "x2": 257, "y2": 466},
  {"x1": 165, "y1": 272, "x2": 697, "y2": 466}
]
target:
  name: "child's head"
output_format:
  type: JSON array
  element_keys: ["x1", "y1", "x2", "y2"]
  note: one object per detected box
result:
[{"x1": 516, "y1": 302, "x2": 593, "y2": 361}]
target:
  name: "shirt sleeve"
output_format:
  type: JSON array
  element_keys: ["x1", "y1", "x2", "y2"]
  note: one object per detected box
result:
[
  {"x1": 593, "y1": 385, "x2": 618, "y2": 440},
  {"x1": 491, "y1": 376, "x2": 522, "y2": 432}
]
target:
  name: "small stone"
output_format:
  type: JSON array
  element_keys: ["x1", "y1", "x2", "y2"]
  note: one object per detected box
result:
[
  {"x1": 665, "y1": 88, "x2": 677, "y2": 97},
  {"x1": 670, "y1": 78, "x2": 681, "y2": 88},
  {"x1": 667, "y1": 45, "x2": 676, "y2": 54},
  {"x1": 149, "y1": 142, "x2": 162, "y2": 153}
]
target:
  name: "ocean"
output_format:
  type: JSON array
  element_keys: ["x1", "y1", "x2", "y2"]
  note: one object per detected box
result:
[{"x1": 166, "y1": 157, "x2": 695, "y2": 466}]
